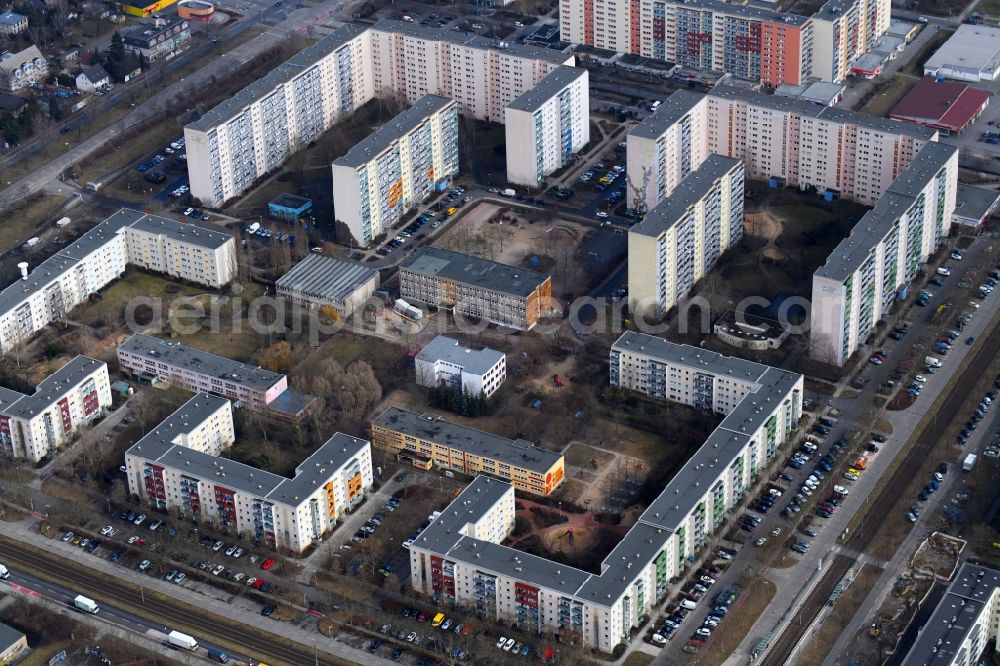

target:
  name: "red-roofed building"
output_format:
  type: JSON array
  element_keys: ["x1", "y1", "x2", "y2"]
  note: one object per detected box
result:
[{"x1": 889, "y1": 77, "x2": 990, "y2": 135}]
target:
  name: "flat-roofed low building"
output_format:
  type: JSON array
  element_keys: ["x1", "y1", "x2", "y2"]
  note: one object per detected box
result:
[
  {"x1": 125, "y1": 393, "x2": 372, "y2": 552},
  {"x1": 953, "y1": 183, "x2": 1000, "y2": 227},
  {"x1": 504, "y1": 66, "x2": 590, "y2": 187},
  {"x1": 371, "y1": 406, "x2": 565, "y2": 495},
  {"x1": 0, "y1": 623, "x2": 27, "y2": 663},
  {"x1": 117, "y1": 333, "x2": 287, "y2": 409},
  {"x1": 415, "y1": 335, "x2": 506, "y2": 398},
  {"x1": 0, "y1": 356, "x2": 112, "y2": 462},
  {"x1": 923, "y1": 24, "x2": 1000, "y2": 82},
  {"x1": 399, "y1": 247, "x2": 552, "y2": 330},
  {"x1": 899, "y1": 562, "x2": 1000, "y2": 666},
  {"x1": 276, "y1": 253, "x2": 378, "y2": 317},
  {"x1": 333, "y1": 95, "x2": 459, "y2": 246},
  {"x1": 773, "y1": 80, "x2": 846, "y2": 107}
]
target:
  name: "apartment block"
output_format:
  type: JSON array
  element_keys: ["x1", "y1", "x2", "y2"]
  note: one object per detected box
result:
[
  {"x1": 415, "y1": 335, "x2": 507, "y2": 398},
  {"x1": 559, "y1": 0, "x2": 889, "y2": 86},
  {"x1": 117, "y1": 334, "x2": 288, "y2": 409},
  {"x1": 332, "y1": 95, "x2": 459, "y2": 245},
  {"x1": 0, "y1": 209, "x2": 235, "y2": 355},
  {"x1": 505, "y1": 66, "x2": 590, "y2": 187},
  {"x1": 399, "y1": 247, "x2": 552, "y2": 331},
  {"x1": 626, "y1": 91, "x2": 709, "y2": 212},
  {"x1": 371, "y1": 406, "x2": 564, "y2": 495},
  {"x1": 811, "y1": 142, "x2": 958, "y2": 365},
  {"x1": 628, "y1": 156, "x2": 745, "y2": 317},
  {"x1": 125, "y1": 394, "x2": 373, "y2": 553},
  {"x1": 900, "y1": 562, "x2": 1000, "y2": 666},
  {"x1": 408, "y1": 335, "x2": 801, "y2": 652},
  {"x1": 0, "y1": 356, "x2": 111, "y2": 462},
  {"x1": 185, "y1": 21, "x2": 574, "y2": 207}
]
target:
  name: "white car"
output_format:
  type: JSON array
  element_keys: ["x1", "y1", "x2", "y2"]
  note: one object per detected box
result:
[
  {"x1": 969, "y1": 301, "x2": 980, "y2": 309},
  {"x1": 100, "y1": 525, "x2": 114, "y2": 536},
  {"x1": 918, "y1": 15, "x2": 928, "y2": 22},
  {"x1": 754, "y1": 537, "x2": 767, "y2": 547},
  {"x1": 496, "y1": 637, "x2": 507, "y2": 649},
  {"x1": 833, "y1": 485, "x2": 849, "y2": 495},
  {"x1": 914, "y1": 375, "x2": 927, "y2": 383},
  {"x1": 696, "y1": 627, "x2": 712, "y2": 637},
  {"x1": 504, "y1": 638, "x2": 516, "y2": 651},
  {"x1": 133, "y1": 514, "x2": 146, "y2": 525},
  {"x1": 771, "y1": 527, "x2": 782, "y2": 536},
  {"x1": 596, "y1": 211, "x2": 609, "y2": 218}
]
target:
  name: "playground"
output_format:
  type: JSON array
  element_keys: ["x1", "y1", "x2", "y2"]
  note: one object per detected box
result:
[{"x1": 433, "y1": 202, "x2": 593, "y2": 296}]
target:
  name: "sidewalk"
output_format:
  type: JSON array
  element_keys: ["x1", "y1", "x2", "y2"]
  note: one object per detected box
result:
[{"x1": 0, "y1": 517, "x2": 398, "y2": 666}]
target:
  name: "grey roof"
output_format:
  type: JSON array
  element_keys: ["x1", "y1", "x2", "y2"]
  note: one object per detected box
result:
[
  {"x1": 123, "y1": 17, "x2": 187, "y2": 46},
  {"x1": 0, "y1": 45, "x2": 44, "y2": 75},
  {"x1": 333, "y1": 95, "x2": 455, "y2": 169},
  {"x1": 401, "y1": 246, "x2": 550, "y2": 298},
  {"x1": 80, "y1": 63, "x2": 109, "y2": 83},
  {"x1": 575, "y1": 522, "x2": 672, "y2": 602},
  {"x1": 813, "y1": 0, "x2": 861, "y2": 20},
  {"x1": 900, "y1": 563, "x2": 1000, "y2": 666},
  {"x1": 816, "y1": 142, "x2": 957, "y2": 282},
  {"x1": 774, "y1": 80, "x2": 845, "y2": 106},
  {"x1": 416, "y1": 335, "x2": 505, "y2": 376},
  {"x1": 630, "y1": 155, "x2": 742, "y2": 238},
  {"x1": 628, "y1": 90, "x2": 705, "y2": 140},
  {"x1": 270, "y1": 193, "x2": 311, "y2": 209},
  {"x1": 506, "y1": 66, "x2": 585, "y2": 113},
  {"x1": 0, "y1": 622, "x2": 24, "y2": 651},
  {"x1": 0, "y1": 11, "x2": 26, "y2": 25},
  {"x1": 276, "y1": 253, "x2": 378, "y2": 305},
  {"x1": 0, "y1": 209, "x2": 229, "y2": 323},
  {"x1": 0, "y1": 356, "x2": 106, "y2": 420},
  {"x1": 410, "y1": 475, "x2": 513, "y2": 554},
  {"x1": 709, "y1": 85, "x2": 937, "y2": 139},
  {"x1": 119, "y1": 333, "x2": 285, "y2": 393},
  {"x1": 0, "y1": 94, "x2": 26, "y2": 112},
  {"x1": 127, "y1": 394, "x2": 368, "y2": 506},
  {"x1": 954, "y1": 183, "x2": 1000, "y2": 222},
  {"x1": 667, "y1": 0, "x2": 808, "y2": 25},
  {"x1": 372, "y1": 406, "x2": 562, "y2": 474},
  {"x1": 923, "y1": 24, "x2": 1000, "y2": 75},
  {"x1": 186, "y1": 24, "x2": 368, "y2": 132},
  {"x1": 852, "y1": 53, "x2": 886, "y2": 72},
  {"x1": 372, "y1": 19, "x2": 570, "y2": 63},
  {"x1": 612, "y1": 330, "x2": 770, "y2": 381}
]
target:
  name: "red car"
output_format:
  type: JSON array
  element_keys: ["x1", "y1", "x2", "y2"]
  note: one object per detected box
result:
[
  {"x1": 417, "y1": 611, "x2": 429, "y2": 622},
  {"x1": 261, "y1": 558, "x2": 275, "y2": 570},
  {"x1": 253, "y1": 578, "x2": 266, "y2": 589}
]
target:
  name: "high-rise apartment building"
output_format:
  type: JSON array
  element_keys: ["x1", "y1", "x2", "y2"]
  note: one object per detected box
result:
[
  {"x1": 628, "y1": 156, "x2": 744, "y2": 317},
  {"x1": 0, "y1": 356, "x2": 111, "y2": 462},
  {"x1": 408, "y1": 336, "x2": 802, "y2": 652},
  {"x1": 125, "y1": 393, "x2": 373, "y2": 553},
  {"x1": 399, "y1": 247, "x2": 552, "y2": 330},
  {"x1": 332, "y1": 95, "x2": 459, "y2": 245},
  {"x1": 559, "y1": 0, "x2": 889, "y2": 87},
  {"x1": 0, "y1": 209, "x2": 235, "y2": 354},
  {"x1": 811, "y1": 142, "x2": 958, "y2": 365},
  {"x1": 505, "y1": 66, "x2": 590, "y2": 187},
  {"x1": 185, "y1": 21, "x2": 576, "y2": 208}
]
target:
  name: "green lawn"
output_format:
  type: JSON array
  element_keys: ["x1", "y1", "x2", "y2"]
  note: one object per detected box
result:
[{"x1": 70, "y1": 271, "x2": 203, "y2": 327}]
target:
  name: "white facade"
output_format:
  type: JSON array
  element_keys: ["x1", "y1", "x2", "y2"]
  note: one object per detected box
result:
[
  {"x1": 922, "y1": 24, "x2": 1000, "y2": 82},
  {"x1": 628, "y1": 156, "x2": 745, "y2": 317},
  {"x1": 811, "y1": 142, "x2": 958, "y2": 365},
  {"x1": 0, "y1": 209, "x2": 235, "y2": 355},
  {"x1": 125, "y1": 394, "x2": 374, "y2": 553},
  {"x1": 414, "y1": 335, "x2": 507, "y2": 398},
  {"x1": 408, "y1": 337, "x2": 802, "y2": 653},
  {"x1": 505, "y1": 66, "x2": 590, "y2": 187},
  {"x1": 0, "y1": 356, "x2": 112, "y2": 462},
  {"x1": 186, "y1": 21, "x2": 575, "y2": 208},
  {"x1": 332, "y1": 95, "x2": 460, "y2": 245},
  {"x1": 0, "y1": 46, "x2": 47, "y2": 92}
]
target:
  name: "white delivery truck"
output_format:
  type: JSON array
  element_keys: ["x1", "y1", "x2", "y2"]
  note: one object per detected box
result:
[
  {"x1": 247, "y1": 222, "x2": 261, "y2": 234},
  {"x1": 0, "y1": 564, "x2": 8, "y2": 579},
  {"x1": 74, "y1": 595, "x2": 99, "y2": 613},
  {"x1": 925, "y1": 356, "x2": 942, "y2": 368},
  {"x1": 501, "y1": 188, "x2": 516, "y2": 197},
  {"x1": 963, "y1": 454, "x2": 977, "y2": 471},
  {"x1": 167, "y1": 630, "x2": 198, "y2": 650}
]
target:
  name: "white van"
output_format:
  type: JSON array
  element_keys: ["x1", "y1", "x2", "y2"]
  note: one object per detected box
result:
[
  {"x1": 0, "y1": 564, "x2": 8, "y2": 579},
  {"x1": 937, "y1": 267, "x2": 951, "y2": 276},
  {"x1": 680, "y1": 599, "x2": 697, "y2": 610}
]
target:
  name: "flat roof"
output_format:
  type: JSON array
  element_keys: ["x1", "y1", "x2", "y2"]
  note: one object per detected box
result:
[
  {"x1": 774, "y1": 80, "x2": 845, "y2": 106},
  {"x1": 709, "y1": 85, "x2": 937, "y2": 139},
  {"x1": 0, "y1": 622, "x2": 24, "y2": 651},
  {"x1": 333, "y1": 95, "x2": 455, "y2": 169},
  {"x1": 815, "y1": 141, "x2": 957, "y2": 282},
  {"x1": 954, "y1": 183, "x2": 1000, "y2": 222},
  {"x1": 270, "y1": 193, "x2": 312, "y2": 209},
  {"x1": 851, "y1": 53, "x2": 885, "y2": 72},
  {"x1": 630, "y1": 155, "x2": 742, "y2": 238},
  {"x1": 612, "y1": 330, "x2": 769, "y2": 382},
  {"x1": 675, "y1": 0, "x2": 808, "y2": 25},
  {"x1": 372, "y1": 406, "x2": 562, "y2": 474},
  {"x1": 416, "y1": 335, "x2": 505, "y2": 376},
  {"x1": 890, "y1": 78, "x2": 991, "y2": 131},
  {"x1": 127, "y1": 394, "x2": 368, "y2": 506},
  {"x1": 276, "y1": 253, "x2": 377, "y2": 305},
  {"x1": 401, "y1": 246, "x2": 550, "y2": 298},
  {"x1": 0, "y1": 209, "x2": 226, "y2": 322},
  {"x1": 119, "y1": 333, "x2": 285, "y2": 393},
  {"x1": 628, "y1": 90, "x2": 705, "y2": 140},
  {"x1": 372, "y1": 19, "x2": 571, "y2": 63},
  {"x1": 1, "y1": 356, "x2": 106, "y2": 420},
  {"x1": 0, "y1": 11, "x2": 25, "y2": 24},
  {"x1": 506, "y1": 66, "x2": 585, "y2": 113},
  {"x1": 924, "y1": 24, "x2": 1000, "y2": 76},
  {"x1": 900, "y1": 563, "x2": 1000, "y2": 666},
  {"x1": 186, "y1": 24, "x2": 368, "y2": 132}
]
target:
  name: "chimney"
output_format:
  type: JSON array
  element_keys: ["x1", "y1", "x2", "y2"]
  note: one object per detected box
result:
[{"x1": 18, "y1": 262, "x2": 28, "y2": 280}]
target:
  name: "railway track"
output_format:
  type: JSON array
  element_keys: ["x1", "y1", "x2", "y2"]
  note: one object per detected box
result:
[
  {"x1": 759, "y1": 310, "x2": 1000, "y2": 666},
  {"x1": 0, "y1": 539, "x2": 345, "y2": 666}
]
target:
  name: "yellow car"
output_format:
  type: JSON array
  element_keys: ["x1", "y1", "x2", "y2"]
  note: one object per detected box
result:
[{"x1": 446, "y1": 207, "x2": 458, "y2": 216}]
